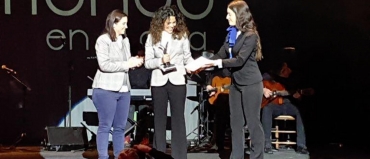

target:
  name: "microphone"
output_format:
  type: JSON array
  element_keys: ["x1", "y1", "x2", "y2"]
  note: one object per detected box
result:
[
  {"x1": 1, "y1": 65, "x2": 16, "y2": 74},
  {"x1": 159, "y1": 42, "x2": 171, "y2": 67}
]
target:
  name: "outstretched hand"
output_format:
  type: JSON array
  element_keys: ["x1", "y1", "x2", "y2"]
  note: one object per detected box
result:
[
  {"x1": 202, "y1": 63, "x2": 214, "y2": 68},
  {"x1": 188, "y1": 63, "x2": 215, "y2": 74},
  {"x1": 133, "y1": 144, "x2": 152, "y2": 153}
]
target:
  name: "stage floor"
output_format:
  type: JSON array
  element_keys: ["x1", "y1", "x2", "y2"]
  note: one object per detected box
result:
[
  {"x1": 0, "y1": 146, "x2": 308, "y2": 159},
  {"x1": 1, "y1": 143, "x2": 369, "y2": 159}
]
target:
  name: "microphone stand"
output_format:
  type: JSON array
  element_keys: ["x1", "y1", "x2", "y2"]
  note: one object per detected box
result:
[
  {"x1": 80, "y1": 122, "x2": 96, "y2": 150},
  {"x1": 5, "y1": 71, "x2": 31, "y2": 149},
  {"x1": 187, "y1": 74, "x2": 213, "y2": 152},
  {"x1": 67, "y1": 61, "x2": 73, "y2": 127},
  {"x1": 62, "y1": 38, "x2": 72, "y2": 128}
]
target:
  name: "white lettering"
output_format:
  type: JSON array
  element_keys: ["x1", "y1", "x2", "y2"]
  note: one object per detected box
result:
[
  {"x1": 5, "y1": 0, "x2": 10, "y2": 14},
  {"x1": 139, "y1": 31, "x2": 207, "y2": 51},
  {"x1": 177, "y1": 0, "x2": 213, "y2": 20},
  {"x1": 32, "y1": 0, "x2": 37, "y2": 15},
  {"x1": 46, "y1": 29, "x2": 89, "y2": 50},
  {"x1": 189, "y1": 32, "x2": 206, "y2": 51},
  {"x1": 123, "y1": 0, "x2": 128, "y2": 15},
  {"x1": 135, "y1": 0, "x2": 171, "y2": 17},
  {"x1": 46, "y1": 0, "x2": 84, "y2": 16},
  {"x1": 91, "y1": 0, "x2": 96, "y2": 16},
  {"x1": 139, "y1": 31, "x2": 150, "y2": 45},
  {"x1": 46, "y1": 29, "x2": 66, "y2": 51},
  {"x1": 7, "y1": 1, "x2": 211, "y2": 51},
  {"x1": 69, "y1": 29, "x2": 89, "y2": 50}
]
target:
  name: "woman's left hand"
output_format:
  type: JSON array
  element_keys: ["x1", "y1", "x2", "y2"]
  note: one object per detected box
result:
[{"x1": 186, "y1": 68, "x2": 192, "y2": 74}]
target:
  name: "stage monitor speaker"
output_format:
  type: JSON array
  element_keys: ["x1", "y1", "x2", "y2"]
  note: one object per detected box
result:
[{"x1": 46, "y1": 126, "x2": 88, "y2": 146}]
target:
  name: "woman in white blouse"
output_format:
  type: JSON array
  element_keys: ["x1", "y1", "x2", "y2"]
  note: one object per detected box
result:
[{"x1": 144, "y1": 5, "x2": 193, "y2": 159}]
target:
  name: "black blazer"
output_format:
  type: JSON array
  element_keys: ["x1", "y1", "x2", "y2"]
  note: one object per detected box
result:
[{"x1": 211, "y1": 32, "x2": 262, "y2": 86}]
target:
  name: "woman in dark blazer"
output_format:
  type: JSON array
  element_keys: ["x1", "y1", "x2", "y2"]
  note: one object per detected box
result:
[{"x1": 205, "y1": 1, "x2": 264, "y2": 159}]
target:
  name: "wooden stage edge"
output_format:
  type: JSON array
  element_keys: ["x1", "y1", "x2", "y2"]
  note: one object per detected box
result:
[{"x1": 0, "y1": 146, "x2": 309, "y2": 159}]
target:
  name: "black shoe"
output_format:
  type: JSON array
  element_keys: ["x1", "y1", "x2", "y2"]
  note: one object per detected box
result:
[
  {"x1": 264, "y1": 147, "x2": 273, "y2": 154},
  {"x1": 296, "y1": 146, "x2": 309, "y2": 154}
]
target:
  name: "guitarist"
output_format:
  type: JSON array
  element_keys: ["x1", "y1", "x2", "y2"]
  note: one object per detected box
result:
[
  {"x1": 205, "y1": 68, "x2": 231, "y2": 153},
  {"x1": 261, "y1": 62, "x2": 310, "y2": 154}
]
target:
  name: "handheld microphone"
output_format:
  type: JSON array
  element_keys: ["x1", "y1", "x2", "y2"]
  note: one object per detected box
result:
[
  {"x1": 1, "y1": 65, "x2": 16, "y2": 74},
  {"x1": 160, "y1": 42, "x2": 171, "y2": 67},
  {"x1": 158, "y1": 42, "x2": 176, "y2": 73}
]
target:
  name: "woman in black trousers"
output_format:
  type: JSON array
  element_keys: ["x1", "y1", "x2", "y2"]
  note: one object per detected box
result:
[
  {"x1": 205, "y1": 1, "x2": 264, "y2": 158},
  {"x1": 144, "y1": 5, "x2": 193, "y2": 159}
]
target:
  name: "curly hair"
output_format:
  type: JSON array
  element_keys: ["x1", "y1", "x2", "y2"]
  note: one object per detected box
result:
[
  {"x1": 228, "y1": 0, "x2": 263, "y2": 61},
  {"x1": 102, "y1": 9, "x2": 127, "y2": 41},
  {"x1": 149, "y1": 5, "x2": 190, "y2": 45}
]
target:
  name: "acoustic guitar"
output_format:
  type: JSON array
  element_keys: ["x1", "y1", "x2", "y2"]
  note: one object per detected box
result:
[
  {"x1": 208, "y1": 76, "x2": 231, "y2": 105},
  {"x1": 261, "y1": 80, "x2": 285, "y2": 108},
  {"x1": 261, "y1": 80, "x2": 314, "y2": 108}
]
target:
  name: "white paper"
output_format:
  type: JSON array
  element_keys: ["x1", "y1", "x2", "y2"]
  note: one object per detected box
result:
[{"x1": 185, "y1": 56, "x2": 215, "y2": 72}]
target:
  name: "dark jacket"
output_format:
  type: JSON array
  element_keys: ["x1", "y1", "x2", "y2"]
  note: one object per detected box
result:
[{"x1": 211, "y1": 33, "x2": 262, "y2": 86}]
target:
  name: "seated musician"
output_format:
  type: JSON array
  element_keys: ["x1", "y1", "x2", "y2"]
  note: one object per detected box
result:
[
  {"x1": 261, "y1": 61, "x2": 310, "y2": 154},
  {"x1": 205, "y1": 68, "x2": 231, "y2": 153},
  {"x1": 126, "y1": 43, "x2": 152, "y2": 146}
]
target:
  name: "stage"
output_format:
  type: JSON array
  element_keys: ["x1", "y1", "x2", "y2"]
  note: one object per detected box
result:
[
  {"x1": 0, "y1": 146, "x2": 309, "y2": 159},
  {"x1": 2, "y1": 143, "x2": 370, "y2": 159}
]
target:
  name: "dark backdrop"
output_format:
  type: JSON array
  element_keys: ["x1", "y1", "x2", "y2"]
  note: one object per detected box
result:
[{"x1": 0, "y1": 0, "x2": 369, "y2": 147}]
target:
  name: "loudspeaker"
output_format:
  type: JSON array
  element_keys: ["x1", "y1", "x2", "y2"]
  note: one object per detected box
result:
[{"x1": 46, "y1": 126, "x2": 88, "y2": 146}]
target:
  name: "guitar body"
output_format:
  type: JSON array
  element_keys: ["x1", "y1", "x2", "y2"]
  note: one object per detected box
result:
[
  {"x1": 261, "y1": 80, "x2": 285, "y2": 108},
  {"x1": 208, "y1": 76, "x2": 231, "y2": 105}
]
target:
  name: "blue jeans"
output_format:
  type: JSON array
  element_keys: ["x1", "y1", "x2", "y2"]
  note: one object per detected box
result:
[
  {"x1": 262, "y1": 99, "x2": 307, "y2": 148},
  {"x1": 92, "y1": 88, "x2": 131, "y2": 159}
]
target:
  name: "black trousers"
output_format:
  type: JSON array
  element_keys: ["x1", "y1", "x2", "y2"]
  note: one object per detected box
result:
[
  {"x1": 151, "y1": 81, "x2": 187, "y2": 159},
  {"x1": 209, "y1": 94, "x2": 230, "y2": 151},
  {"x1": 229, "y1": 81, "x2": 264, "y2": 159}
]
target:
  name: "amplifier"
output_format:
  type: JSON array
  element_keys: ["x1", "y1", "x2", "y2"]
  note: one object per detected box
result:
[{"x1": 46, "y1": 126, "x2": 88, "y2": 146}]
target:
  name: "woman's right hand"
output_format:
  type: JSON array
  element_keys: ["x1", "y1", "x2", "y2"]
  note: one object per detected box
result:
[
  {"x1": 263, "y1": 88, "x2": 272, "y2": 98},
  {"x1": 128, "y1": 56, "x2": 144, "y2": 68},
  {"x1": 206, "y1": 85, "x2": 216, "y2": 96},
  {"x1": 162, "y1": 54, "x2": 170, "y2": 64}
]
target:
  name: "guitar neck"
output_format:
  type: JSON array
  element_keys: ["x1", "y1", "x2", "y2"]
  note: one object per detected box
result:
[
  {"x1": 275, "y1": 88, "x2": 314, "y2": 97},
  {"x1": 275, "y1": 90, "x2": 289, "y2": 96}
]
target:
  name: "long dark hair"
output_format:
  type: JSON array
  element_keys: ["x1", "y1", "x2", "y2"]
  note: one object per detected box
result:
[
  {"x1": 149, "y1": 5, "x2": 189, "y2": 45},
  {"x1": 102, "y1": 9, "x2": 127, "y2": 41},
  {"x1": 228, "y1": 0, "x2": 263, "y2": 61}
]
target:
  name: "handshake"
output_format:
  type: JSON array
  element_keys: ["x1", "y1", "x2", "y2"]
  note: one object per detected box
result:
[{"x1": 128, "y1": 56, "x2": 144, "y2": 68}]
